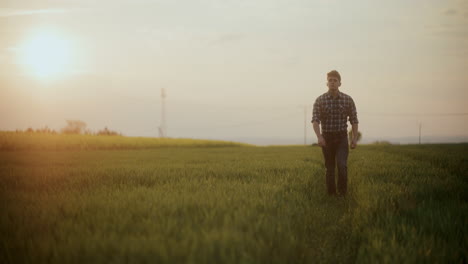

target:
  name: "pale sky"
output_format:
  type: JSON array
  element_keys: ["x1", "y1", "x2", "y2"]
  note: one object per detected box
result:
[{"x1": 1, "y1": 0, "x2": 468, "y2": 144}]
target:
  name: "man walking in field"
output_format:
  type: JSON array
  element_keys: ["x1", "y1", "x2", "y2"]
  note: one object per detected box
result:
[{"x1": 312, "y1": 70, "x2": 359, "y2": 196}]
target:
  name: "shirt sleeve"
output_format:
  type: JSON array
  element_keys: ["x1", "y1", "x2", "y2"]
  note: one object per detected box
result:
[
  {"x1": 348, "y1": 98, "x2": 359, "y2": 124},
  {"x1": 312, "y1": 97, "x2": 321, "y2": 124}
]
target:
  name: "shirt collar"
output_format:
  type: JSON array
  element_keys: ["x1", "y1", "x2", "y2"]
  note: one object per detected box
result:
[{"x1": 326, "y1": 91, "x2": 341, "y2": 99}]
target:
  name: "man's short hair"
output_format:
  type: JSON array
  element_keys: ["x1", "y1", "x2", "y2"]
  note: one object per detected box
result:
[{"x1": 327, "y1": 70, "x2": 341, "y2": 82}]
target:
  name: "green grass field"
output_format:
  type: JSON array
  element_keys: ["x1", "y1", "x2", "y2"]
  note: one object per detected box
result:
[
  {"x1": 0, "y1": 133, "x2": 467, "y2": 263},
  {"x1": 0, "y1": 132, "x2": 248, "y2": 150}
]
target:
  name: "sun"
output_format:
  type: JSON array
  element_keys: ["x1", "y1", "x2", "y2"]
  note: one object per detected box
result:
[{"x1": 18, "y1": 29, "x2": 74, "y2": 80}]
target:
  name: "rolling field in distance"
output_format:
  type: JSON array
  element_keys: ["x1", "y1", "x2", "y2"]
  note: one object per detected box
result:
[
  {"x1": 0, "y1": 133, "x2": 467, "y2": 263},
  {"x1": 0, "y1": 132, "x2": 248, "y2": 150}
]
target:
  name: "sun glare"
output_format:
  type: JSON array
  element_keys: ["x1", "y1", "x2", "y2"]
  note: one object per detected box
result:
[{"x1": 18, "y1": 29, "x2": 74, "y2": 80}]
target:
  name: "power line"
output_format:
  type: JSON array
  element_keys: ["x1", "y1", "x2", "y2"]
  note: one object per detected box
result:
[
  {"x1": 360, "y1": 112, "x2": 468, "y2": 116},
  {"x1": 77, "y1": 89, "x2": 468, "y2": 118},
  {"x1": 217, "y1": 110, "x2": 303, "y2": 129}
]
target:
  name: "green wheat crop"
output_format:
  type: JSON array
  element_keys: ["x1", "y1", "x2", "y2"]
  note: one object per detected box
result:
[
  {"x1": 0, "y1": 132, "x2": 248, "y2": 150},
  {"x1": 0, "y1": 134, "x2": 466, "y2": 263}
]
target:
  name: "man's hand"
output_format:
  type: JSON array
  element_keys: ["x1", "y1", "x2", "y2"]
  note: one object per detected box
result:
[
  {"x1": 350, "y1": 138, "x2": 357, "y2": 149},
  {"x1": 318, "y1": 135, "x2": 326, "y2": 147}
]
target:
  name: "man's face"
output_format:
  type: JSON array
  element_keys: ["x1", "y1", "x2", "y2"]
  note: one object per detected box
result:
[{"x1": 327, "y1": 76, "x2": 341, "y2": 91}]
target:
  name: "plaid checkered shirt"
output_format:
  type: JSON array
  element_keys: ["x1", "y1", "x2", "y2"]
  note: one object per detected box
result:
[{"x1": 311, "y1": 91, "x2": 358, "y2": 132}]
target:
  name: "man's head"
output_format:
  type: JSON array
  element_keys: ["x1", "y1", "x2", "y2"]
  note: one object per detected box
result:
[{"x1": 327, "y1": 70, "x2": 341, "y2": 92}]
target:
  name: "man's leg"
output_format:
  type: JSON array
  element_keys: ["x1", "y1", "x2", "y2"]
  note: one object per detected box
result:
[
  {"x1": 336, "y1": 134, "x2": 349, "y2": 195},
  {"x1": 322, "y1": 137, "x2": 337, "y2": 195}
]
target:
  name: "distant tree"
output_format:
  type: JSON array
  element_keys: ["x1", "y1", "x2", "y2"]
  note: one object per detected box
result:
[
  {"x1": 97, "y1": 126, "x2": 120, "y2": 136},
  {"x1": 35, "y1": 126, "x2": 56, "y2": 134},
  {"x1": 26, "y1": 127, "x2": 34, "y2": 133},
  {"x1": 348, "y1": 130, "x2": 362, "y2": 143},
  {"x1": 372, "y1": 140, "x2": 391, "y2": 145},
  {"x1": 61, "y1": 120, "x2": 87, "y2": 134}
]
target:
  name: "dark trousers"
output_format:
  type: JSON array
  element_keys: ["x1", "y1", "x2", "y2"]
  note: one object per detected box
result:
[{"x1": 321, "y1": 132, "x2": 349, "y2": 195}]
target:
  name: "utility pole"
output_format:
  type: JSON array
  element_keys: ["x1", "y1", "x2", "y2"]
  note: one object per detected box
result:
[
  {"x1": 304, "y1": 105, "x2": 307, "y2": 145},
  {"x1": 158, "y1": 88, "x2": 167, "y2": 138},
  {"x1": 419, "y1": 123, "x2": 421, "y2": 144}
]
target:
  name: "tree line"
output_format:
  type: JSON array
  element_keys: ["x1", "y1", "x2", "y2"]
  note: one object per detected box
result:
[{"x1": 17, "y1": 120, "x2": 122, "y2": 136}]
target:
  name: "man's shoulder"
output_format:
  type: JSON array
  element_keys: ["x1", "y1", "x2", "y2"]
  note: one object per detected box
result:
[
  {"x1": 339, "y1": 92, "x2": 354, "y2": 100},
  {"x1": 316, "y1": 92, "x2": 329, "y2": 101}
]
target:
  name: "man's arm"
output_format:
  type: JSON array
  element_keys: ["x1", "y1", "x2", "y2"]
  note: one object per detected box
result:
[
  {"x1": 312, "y1": 98, "x2": 326, "y2": 147},
  {"x1": 351, "y1": 123, "x2": 358, "y2": 149},
  {"x1": 349, "y1": 97, "x2": 359, "y2": 149},
  {"x1": 313, "y1": 121, "x2": 326, "y2": 147}
]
